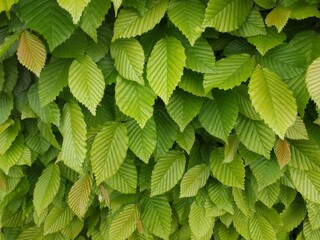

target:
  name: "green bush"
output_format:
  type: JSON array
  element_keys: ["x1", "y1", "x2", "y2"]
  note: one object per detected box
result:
[{"x1": 1, "y1": 0, "x2": 320, "y2": 239}]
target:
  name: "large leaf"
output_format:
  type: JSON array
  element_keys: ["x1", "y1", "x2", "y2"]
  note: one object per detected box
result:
[
  {"x1": 17, "y1": 31, "x2": 46, "y2": 77},
  {"x1": 109, "y1": 204, "x2": 138, "y2": 240},
  {"x1": 203, "y1": 0, "x2": 253, "y2": 32},
  {"x1": 210, "y1": 148, "x2": 245, "y2": 189},
  {"x1": 151, "y1": 150, "x2": 186, "y2": 196},
  {"x1": 166, "y1": 89, "x2": 203, "y2": 131},
  {"x1": 57, "y1": 0, "x2": 91, "y2": 24},
  {"x1": 306, "y1": 57, "x2": 320, "y2": 107},
  {"x1": 203, "y1": 54, "x2": 256, "y2": 92},
  {"x1": 142, "y1": 195, "x2": 172, "y2": 239},
  {"x1": 207, "y1": 180, "x2": 234, "y2": 214},
  {"x1": 281, "y1": 199, "x2": 307, "y2": 232},
  {"x1": 0, "y1": 120, "x2": 20, "y2": 155},
  {"x1": 179, "y1": 69, "x2": 206, "y2": 97},
  {"x1": 249, "y1": 212, "x2": 276, "y2": 240},
  {"x1": 112, "y1": 0, "x2": 168, "y2": 40},
  {"x1": 19, "y1": 0, "x2": 76, "y2": 51},
  {"x1": 33, "y1": 164, "x2": 61, "y2": 215},
  {"x1": 38, "y1": 57, "x2": 72, "y2": 106},
  {"x1": 265, "y1": 6, "x2": 291, "y2": 32},
  {"x1": 90, "y1": 122, "x2": 128, "y2": 184},
  {"x1": 60, "y1": 101, "x2": 87, "y2": 173},
  {"x1": 147, "y1": 37, "x2": 186, "y2": 104},
  {"x1": 176, "y1": 124, "x2": 195, "y2": 154},
  {"x1": 198, "y1": 90, "x2": 238, "y2": 141},
  {"x1": 68, "y1": 174, "x2": 92, "y2": 219},
  {"x1": 110, "y1": 38, "x2": 145, "y2": 85},
  {"x1": 115, "y1": 76, "x2": 156, "y2": 128},
  {"x1": 180, "y1": 164, "x2": 210, "y2": 198},
  {"x1": 167, "y1": 0, "x2": 205, "y2": 46},
  {"x1": 0, "y1": 92, "x2": 13, "y2": 125},
  {"x1": 68, "y1": 55, "x2": 105, "y2": 115},
  {"x1": 248, "y1": 67, "x2": 297, "y2": 139}
]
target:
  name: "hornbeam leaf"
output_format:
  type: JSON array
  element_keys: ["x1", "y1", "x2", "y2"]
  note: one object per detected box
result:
[
  {"x1": 275, "y1": 138, "x2": 291, "y2": 167},
  {"x1": 286, "y1": 116, "x2": 308, "y2": 140},
  {"x1": 249, "y1": 213, "x2": 276, "y2": 240},
  {"x1": 203, "y1": 54, "x2": 255, "y2": 92},
  {"x1": 180, "y1": 164, "x2": 210, "y2": 198},
  {"x1": 44, "y1": 203, "x2": 74, "y2": 234},
  {"x1": 208, "y1": 180, "x2": 234, "y2": 214},
  {"x1": 91, "y1": 122, "x2": 128, "y2": 184},
  {"x1": 57, "y1": 0, "x2": 91, "y2": 24},
  {"x1": 68, "y1": 174, "x2": 92, "y2": 219},
  {"x1": 38, "y1": 57, "x2": 72, "y2": 106},
  {"x1": 265, "y1": 6, "x2": 291, "y2": 32},
  {"x1": 109, "y1": 204, "x2": 138, "y2": 240},
  {"x1": 111, "y1": 38, "x2": 145, "y2": 85},
  {"x1": 116, "y1": 76, "x2": 156, "y2": 128},
  {"x1": 151, "y1": 150, "x2": 186, "y2": 196},
  {"x1": 68, "y1": 55, "x2": 105, "y2": 115},
  {"x1": 0, "y1": 92, "x2": 13, "y2": 125},
  {"x1": 111, "y1": 0, "x2": 122, "y2": 16},
  {"x1": 306, "y1": 57, "x2": 320, "y2": 108},
  {"x1": 147, "y1": 37, "x2": 186, "y2": 104},
  {"x1": 60, "y1": 101, "x2": 87, "y2": 173},
  {"x1": 219, "y1": 224, "x2": 239, "y2": 240},
  {"x1": 0, "y1": 0, "x2": 18, "y2": 12},
  {"x1": 176, "y1": 124, "x2": 195, "y2": 154},
  {"x1": 168, "y1": 0, "x2": 205, "y2": 46},
  {"x1": 303, "y1": 219, "x2": 320, "y2": 240},
  {"x1": 0, "y1": 120, "x2": 20, "y2": 155},
  {"x1": 281, "y1": 199, "x2": 307, "y2": 232},
  {"x1": 19, "y1": 0, "x2": 76, "y2": 51},
  {"x1": 17, "y1": 31, "x2": 46, "y2": 77},
  {"x1": 33, "y1": 164, "x2": 61, "y2": 215},
  {"x1": 0, "y1": 33, "x2": 19, "y2": 59},
  {"x1": 248, "y1": 67, "x2": 297, "y2": 139},
  {"x1": 203, "y1": 0, "x2": 253, "y2": 32}
]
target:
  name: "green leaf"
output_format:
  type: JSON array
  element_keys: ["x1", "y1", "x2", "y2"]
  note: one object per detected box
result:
[
  {"x1": 0, "y1": 33, "x2": 19, "y2": 60},
  {"x1": 80, "y1": 0, "x2": 111, "y2": 41},
  {"x1": 17, "y1": 31, "x2": 46, "y2": 77},
  {"x1": 44, "y1": 203, "x2": 74, "y2": 234},
  {"x1": 210, "y1": 148, "x2": 245, "y2": 189},
  {"x1": 281, "y1": 198, "x2": 307, "y2": 232},
  {"x1": 207, "y1": 180, "x2": 234, "y2": 214},
  {"x1": 235, "y1": 114, "x2": 275, "y2": 158},
  {"x1": 179, "y1": 69, "x2": 206, "y2": 97},
  {"x1": 306, "y1": 201, "x2": 320, "y2": 230},
  {"x1": 249, "y1": 212, "x2": 276, "y2": 240},
  {"x1": 116, "y1": 76, "x2": 156, "y2": 128},
  {"x1": 60, "y1": 101, "x2": 87, "y2": 173},
  {"x1": 248, "y1": 67, "x2": 297, "y2": 139},
  {"x1": 303, "y1": 219, "x2": 320, "y2": 240},
  {"x1": 198, "y1": 90, "x2": 238, "y2": 141},
  {"x1": 38, "y1": 121, "x2": 60, "y2": 150},
  {"x1": 0, "y1": 119, "x2": 20, "y2": 155},
  {"x1": 180, "y1": 164, "x2": 210, "y2": 197},
  {"x1": 142, "y1": 195, "x2": 172, "y2": 239},
  {"x1": 176, "y1": 124, "x2": 195, "y2": 154},
  {"x1": 109, "y1": 204, "x2": 138, "y2": 240},
  {"x1": 265, "y1": 6, "x2": 291, "y2": 32},
  {"x1": 248, "y1": 27, "x2": 286, "y2": 55},
  {"x1": 111, "y1": 0, "x2": 122, "y2": 16},
  {"x1": 203, "y1": 0, "x2": 253, "y2": 32},
  {"x1": 125, "y1": 118, "x2": 156, "y2": 163},
  {"x1": 147, "y1": 37, "x2": 186, "y2": 104},
  {"x1": 33, "y1": 164, "x2": 61, "y2": 214},
  {"x1": 306, "y1": 57, "x2": 320, "y2": 108},
  {"x1": 168, "y1": 0, "x2": 205, "y2": 46},
  {"x1": 91, "y1": 122, "x2": 128, "y2": 184},
  {"x1": 19, "y1": 0, "x2": 76, "y2": 51},
  {"x1": 0, "y1": 92, "x2": 13, "y2": 125},
  {"x1": 16, "y1": 226, "x2": 43, "y2": 240},
  {"x1": 68, "y1": 174, "x2": 92, "y2": 218},
  {"x1": 151, "y1": 150, "x2": 186, "y2": 196},
  {"x1": 68, "y1": 55, "x2": 105, "y2": 115},
  {"x1": 57, "y1": 0, "x2": 90, "y2": 24},
  {"x1": 219, "y1": 224, "x2": 239, "y2": 240},
  {"x1": 112, "y1": 0, "x2": 168, "y2": 41},
  {"x1": 38, "y1": 57, "x2": 72, "y2": 106},
  {"x1": 275, "y1": 138, "x2": 291, "y2": 167},
  {"x1": 286, "y1": 117, "x2": 308, "y2": 140},
  {"x1": 105, "y1": 157, "x2": 137, "y2": 194},
  {"x1": 0, "y1": 0, "x2": 18, "y2": 12},
  {"x1": 203, "y1": 54, "x2": 256, "y2": 92},
  {"x1": 110, "y1": 38, "x2": 145, "y2": 85},
  {"x1": 166, "y1": 89, "x2": 203, "y2": 131}
]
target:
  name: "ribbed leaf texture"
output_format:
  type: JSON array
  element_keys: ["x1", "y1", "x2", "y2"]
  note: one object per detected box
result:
[
  {"x1": 306, "y1": 57, "x2": 320, "y2": 107},
  {"x1": 265, "y1": 6, "x2": 291, "y2": 32},
  {"x1": 57, "y1": 0, "x2": 91, "y2": 24},
  {"x1": 0, "y1": 92, "x2": 13, "y2": 125},
  {"x1": 249, "y1": 213, "x2": 276, "y2": 240},
  {"x1": 275, "y1": 138, "x2": 291, "y2": 167},
  {"x1": 0, "y1": 0, "x2": 18, "y2": 11}
]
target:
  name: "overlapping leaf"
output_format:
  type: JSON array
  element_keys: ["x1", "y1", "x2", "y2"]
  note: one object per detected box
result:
[{"x1": 57, "y1": 0, "x2": 91, "y2": 24}]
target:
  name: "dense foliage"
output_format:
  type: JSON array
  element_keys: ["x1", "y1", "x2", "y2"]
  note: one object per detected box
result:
[{"x1": 1, "y1": 0, "x2": 320, "y2": 239}]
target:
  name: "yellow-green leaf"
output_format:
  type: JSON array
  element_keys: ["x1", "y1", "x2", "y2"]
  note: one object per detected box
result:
[{"x1": 57, "y1": 0, "x2": 91, "y2": 24}]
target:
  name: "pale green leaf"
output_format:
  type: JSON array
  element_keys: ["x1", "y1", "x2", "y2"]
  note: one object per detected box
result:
[
  {"x1": 68, "y1": 55, "x2": 105, "y2": 115},
  {"x1": 125, "y1": 118, "x2": 156, "y2": 163},
  {"x1": 112, "y1": 0, "x2": 168, "y2": 41},
  {"x1": 207, "y1": 180, "x2": 234, "y2": 214},
  {"x1": 168, "y1": 0, "x2": 205, "y2": 46},
  {"x1": 180, "y1": 164, "x2": 210, "y2": 198},
  {"x1": 281, "y1": 199, "x2": 307, "y2": 232},
  {"x1": 17, "y1": 31, "x2": 46, "y2": 77},
  {"x1": 91, "y1": 122, "x2": 128, "y2": 184},
  {"x1": 224, "y1": 133, "x2": 240, "y2": 163},
  {"x1": 203, "y1": 0, "x2": 253, "y2": 32},
  {"x1": 176, "y1": 124, "x2": 195, "y2": 154},
  {"x1": 198, "y1": 90, "x2": 238, "y2": 141},
  {"x1": 151, "y1": 150, "x2": 186, "y2": 196},
  {"x1": 249, "y1": 213, "x2": 276, "y2": 240},
  {"x1": 303, "y1": 219, "x2": 320, "y2": 240},
  {"x1": 219, "y1": 224, "x2": 239, "y2": 240},
  {"x1": 60, "y1": 101, "x2": 87, "y2": 173},
  {"x1": 0, "y1": 33, "x2": 19, "y2": 59},
  {"x1": 19, "y1": 0, "x2": 76, "y2": 51},
  {"x1": 306, "y1": 57, "x2": 320, "y2": 108},
  {"x1": 16, "y1": 226, "x2": 43, "y2": 240},
  {"x1": 256, "y1": 181, "x2": 280, "y2": 208},
  {"x1": 116, "y1": 76, "x2": 156, "y2": 128},
  {"x1": 68, "y1": 174, "x2": 92, "y2": 218},
  {"x1": 111, "y1": 38, "x2": 145, "y2": 84},
  {"x1": 203, "y1": 54, "x2": 255, "y2": 92},
  {"x1": 0, "y1": 92, "x2": 13, "y2": 125},
  {"x1": 57, "y1": 0, "x2": 91, "y2": 24},
  {"x1": 0, "y1": 120, "x2": 20, "y2": 155},
  {"x1": 111, "y1": 0, "x2": 122, "y2": 16},
  {"x1": 210, "y1": 148, "x2": 245, "y2": 189},
  {"x1": 289, "y1": 2, "x2": 320, "y2": 20},
  {"x1": 142, "y1": 195, "x2": 172, "y2": 239},
  {"x1": 265, "y1": 6, "x2": 291, "y2": 32},
  {"x1": 248, "y1": 67, "x2": 297, "y2": 139},
  {"x1": 233, "y1": 208, "x2": 250, "y2": 239},
  {"x1": 44, "y1": 203, "x2": 74, "y2": 234},
  {"x1": 286, "y1": 116, "x2": 308, "y2": 140},
  {"x1": 306, "y1": 201, "x2": 320, "y2": 230},
  {"x1": 147, "y1": 37, "x2": 186, "y2": 104},
  {"x1": 33, "y1": 164, "x2": 61, "y2": 214},
  {"x1": 166, "y1": 89, "x2": 203, "y2": 131},
  {"x1": 0, "y1": 0, "x2": 18, "y2": 12},
  {"x1": 38, "y1": 57, "x2": 71, "y2": 106},
  {"x1": 109, "y1": 204, "x2": 138, "y2": 240}
]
